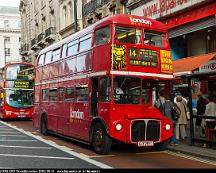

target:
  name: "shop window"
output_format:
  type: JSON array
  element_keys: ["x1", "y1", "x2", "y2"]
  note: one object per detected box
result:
[{"x1": 5, "y1": 48, "x2": 10, "y2": 56}]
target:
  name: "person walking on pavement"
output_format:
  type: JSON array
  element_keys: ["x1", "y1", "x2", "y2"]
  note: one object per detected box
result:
[
  {"x1": 163, "y1": 95, "x2": 179, "y2": 146},
  {"x1": 175, "y1": 95, "x2": 189, "y2": 141},
  {"x1": 196, "y1": 92, "x2": 208, "y2": 137},
  {"x1": 202, "y1": 95, "x2": 216, "y2": 147},
  {"x1": 155, "y1": 91, "x2": 165, "y2": 113}
]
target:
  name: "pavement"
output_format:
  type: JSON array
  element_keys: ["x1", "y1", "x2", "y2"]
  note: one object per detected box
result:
[{"x1": 167, "y1": 137, "x2": 216, "y2": 162}]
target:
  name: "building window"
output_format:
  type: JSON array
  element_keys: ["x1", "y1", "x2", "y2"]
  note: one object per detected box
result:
[
  {"x1": 5, "y1": 37, "x2": 10, "y2": 43},
  {"x1": 87, "y1": 18, "x2": 93, "y2": 25},
  {"x1": 97, "y1": 0, "x2": 102, "y2": 6},
  {"x1": 4, "y1": 20, "x2": 10, "y2": 28},
  {"x1": 68, "y1": 2, "x2": 72, "y2": 25},
  {"x1": 109, "y1": 5, "x2": 117, "y2": 14},
  {"x1": 122, "y1": 0, "x2": 129, "y2": 14},
  {"x1": 63, "y1": 6, "x2": 67, "y2": 28},
  {"x1": 5, "y1": 48, "x2": 10, "y2": 56}
]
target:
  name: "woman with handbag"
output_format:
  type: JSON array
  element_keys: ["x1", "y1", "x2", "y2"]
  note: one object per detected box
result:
[
  {"x1": 175, "y1": 96, "x2": 189, "y2": 140},
  {"x1": 163, "y1": 95, "x2": 179, "y2": 146}
]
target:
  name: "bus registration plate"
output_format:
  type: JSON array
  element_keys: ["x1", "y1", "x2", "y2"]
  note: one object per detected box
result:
[{"x1": 137, "y1": 141, "x2": 154, "y2": 147}]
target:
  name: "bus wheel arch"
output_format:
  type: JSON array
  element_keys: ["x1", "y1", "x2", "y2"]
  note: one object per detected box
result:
[
  {"x1": 90, "y1": 119, "x2": 112, "y2": 154},
  {"x1": 40, "y1": 113, "x2": 48, "y2": 136},
  {"x1": 153, "y1": 138, "x2": 169, "y2": 151}
]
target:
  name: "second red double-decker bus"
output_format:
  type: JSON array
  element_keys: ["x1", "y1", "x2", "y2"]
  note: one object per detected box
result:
[
  {"x1": 0, "y1": 62, "x2": 34, "y2": 119},
  {"x1": 33, "y1": 14, "x2": 173, "y2": 154}
]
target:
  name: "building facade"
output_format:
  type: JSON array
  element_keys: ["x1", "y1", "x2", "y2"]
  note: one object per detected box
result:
[
  {"x1": 128, "y1": 0, "x2": 216, "y2": 60},
  {"x1": 82, "y1": 0, "x2": 130, "y2": 28},
  {"x1": 20, "y1": 0, "x2": 133, "y2": 64},
  {"x1": 0, "y1": 6, "x2": 21, "y2": 69},
  {"x1": 20, "y1": 0, "x2": 83, "y2": 64}
]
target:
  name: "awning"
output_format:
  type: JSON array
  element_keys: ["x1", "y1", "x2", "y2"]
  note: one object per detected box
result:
[{"x1": 173, "y1": 52, "x2": 216, "y2": 76}]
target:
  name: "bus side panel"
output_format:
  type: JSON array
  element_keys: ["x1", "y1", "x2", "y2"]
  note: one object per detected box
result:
[
  {"x1": 93, "y1": 45, "x2": 111, "y2": 72},
  {"x1": 33, "y1": 86, "x2": 41, "y2": 128}
]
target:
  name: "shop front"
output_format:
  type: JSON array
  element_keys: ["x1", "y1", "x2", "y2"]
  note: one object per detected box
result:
[
  {"x1": 173, "y1": 53, "x2": 216, "y2": 147},
  {"x1": 129, "y1": 0, "x2": 216, "y2": 60}
]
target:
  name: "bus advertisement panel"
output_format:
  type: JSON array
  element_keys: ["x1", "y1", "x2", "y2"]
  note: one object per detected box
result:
[
  {"x1": 0, "y1": 62, "x2": 35, "y2": 119},
  {"x1": 33, "y1": 14, "x2": 173, "y2": 154}
]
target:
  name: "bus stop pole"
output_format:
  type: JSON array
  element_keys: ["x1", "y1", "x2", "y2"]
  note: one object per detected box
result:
[{"x1": 188, "y1": 76, "x2": 194, "y2": 145}]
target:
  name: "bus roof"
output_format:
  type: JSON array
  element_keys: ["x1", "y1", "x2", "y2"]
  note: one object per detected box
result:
[
  {"x1": 5, "y1": 61, "x2": 34, "y2": 67},
  {"x1": 39, "y1": 14, "x2": 168, "y2": 55}
]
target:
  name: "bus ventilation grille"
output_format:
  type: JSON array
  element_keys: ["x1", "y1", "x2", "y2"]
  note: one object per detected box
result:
[{"x1": 131, "y1": 120, "x2": 160, "y2": 142}]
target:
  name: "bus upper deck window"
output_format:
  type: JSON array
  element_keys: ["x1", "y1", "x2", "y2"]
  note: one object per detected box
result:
[
  {"x1": 144, "y1": 30, "x2": 167, "y2": 48},
  {"x1": 38, "y1": 54, "x2": 45, "y2": 66},
  {"x1": 94, "y1": 26, "x2": 110, "y2": 46},
  {"x1": 115, "y1": 26, "x2": 141, "y2": 44}
]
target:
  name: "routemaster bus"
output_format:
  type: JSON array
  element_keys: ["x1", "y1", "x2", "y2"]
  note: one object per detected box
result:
[
  {"x1": 33, "y1": 14, "x2": 173, "y2": 154},
  {"x1": 0, "y1": 62, "x2": 34, "y2": 119}
]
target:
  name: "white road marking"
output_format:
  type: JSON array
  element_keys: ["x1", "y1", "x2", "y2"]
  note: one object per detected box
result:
[
  {"x1": 136, "y1": 151, "x2": 166, "y2": 155},
  {"x1": 0, "y1": 132, "x2": 21, "y2": 134},
  {"x1": 0, "y1": 135, "x2": 26, "y2": 137},
  {"x1": 87, "y1": 155, "x2": 115, "y2": 158},
  {"x1": 0, "y1": 145, "x2": 52, "y2": 149},
  {"x1": 0, "y1": 121, "x2": 112, "y2": 169},
  {"x1": 0, "y1": 153, "x2": 74, "y2": 160},
  {"x1": 166, "y1": 151, "x2": 216, "y2": 166},
  {"x1": 0, "y1": 140, "x2": 37, "y2": 142}
]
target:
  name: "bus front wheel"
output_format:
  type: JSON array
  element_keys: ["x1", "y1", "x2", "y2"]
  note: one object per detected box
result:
[
  {"x1": 153, "y1": 139, "x2": 169, "y2": 151},
  {"x1": 92, "y1": 123, "x2": 112, "y2": 155},
  {"x1": 40, "y1": 115, "x2": 48, "y2": 135}
]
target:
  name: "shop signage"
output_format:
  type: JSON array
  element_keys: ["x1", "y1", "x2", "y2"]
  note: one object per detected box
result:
[
  {"x1": 199, "y1": 60, "x2": 216, "y2": 73},
  {"x1": 131, "y1": 0, "x2": 206, "y2": 19}
]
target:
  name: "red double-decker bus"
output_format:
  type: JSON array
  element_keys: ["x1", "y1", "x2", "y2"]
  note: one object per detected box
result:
[
  {"x1": 0, "y1": 62, "x2": 34, "y2": 119},
  {"x1": 33, "y1": 14, "x2": 173, "y2": 154}
]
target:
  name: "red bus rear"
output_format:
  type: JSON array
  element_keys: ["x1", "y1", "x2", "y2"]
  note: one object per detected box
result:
[
  {"x1": 33, "y1": 14, "x2": 173, "y2": 154},
  {"x1": 0, "y1": 62, "x2": 34, "y2": 119}
]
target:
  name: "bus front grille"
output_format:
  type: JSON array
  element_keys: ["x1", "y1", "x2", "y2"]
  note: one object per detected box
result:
[{"x1": 131, "y1": 120, "x2": 160, "y2": 142}]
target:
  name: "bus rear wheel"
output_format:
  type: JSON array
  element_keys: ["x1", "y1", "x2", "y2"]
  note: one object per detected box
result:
[
  {"x1": 40, "y1": 115, "x2": 48, "y2": 135},
  {"x1": 92, "y1": 123, "x2": 112, "y2": 155}
]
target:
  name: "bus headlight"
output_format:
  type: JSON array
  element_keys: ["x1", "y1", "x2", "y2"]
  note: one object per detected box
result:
[
  {"x1": 165, "y1": 124, "x2": 171, "y2": 131},
  {"x1": 115, "y1": 123, "x2": 122, "y2": 131}
]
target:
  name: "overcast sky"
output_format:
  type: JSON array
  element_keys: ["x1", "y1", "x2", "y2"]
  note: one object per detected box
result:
[{"x1": 0, "y1": 0, "x2": 20, "y2": 7}]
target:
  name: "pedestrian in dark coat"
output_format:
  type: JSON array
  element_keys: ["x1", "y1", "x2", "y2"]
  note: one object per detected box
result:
[
  {"x1": 196, "y1": 92, "x2": 208, "y2": 126},
  {"x1": 163, "y1": 95, "x2": 179, "y2": 146}
]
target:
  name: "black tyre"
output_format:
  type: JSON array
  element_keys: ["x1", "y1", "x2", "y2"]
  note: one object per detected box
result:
[
  {"x1": 92, "y1": 123, "x2": 112, "y2": 155},
  {"x1": 153, "y1": 139, "x2": 169, "y2": 151},
  {"x1": 40, "y1": 115, "x2": 48, "y2": 135}
]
